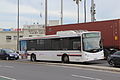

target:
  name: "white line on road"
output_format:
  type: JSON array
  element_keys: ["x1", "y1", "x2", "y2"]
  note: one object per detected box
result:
[
  {"x1": 0, "y1": 65, "x2": 14, "y2": 68},
  {"x1": 0, "y1": 65, "x2": 2, "y2": 67},
  {"x1": 46, "y1": 64, "x2": 120, "y2": 74},
  {"x1": 4, "y1": 66, "x2": 14, "y2": 68},
  {"x1": 72, "y1": 74, "x2": 102, "y2": 80},
  {"x1": 0, "y1": 75, "x2": 16, "y2": 80}
]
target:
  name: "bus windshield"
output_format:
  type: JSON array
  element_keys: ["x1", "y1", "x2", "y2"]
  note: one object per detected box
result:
[{"x1": 82, "y1": 33, "x2": 102, "y2": 52}]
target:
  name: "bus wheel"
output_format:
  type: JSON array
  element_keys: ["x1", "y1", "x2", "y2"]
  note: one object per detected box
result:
[
  {"x1": 31, "y1": 54, "x2": 36, "y2": 62},
  {"x1": 62, "y1": 55, "x2": 69, "y2": 63}
]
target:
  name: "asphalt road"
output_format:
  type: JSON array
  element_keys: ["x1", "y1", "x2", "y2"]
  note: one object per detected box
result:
[
  {"x1": 18, "y1": 58, "x2": 109, "y2": 67},
  {"x1": 0, "y1": 60, "x2": 120, "y2": 80},
  {"x1": 68, "y1": 59, "x2": 109, "y2": 66}
]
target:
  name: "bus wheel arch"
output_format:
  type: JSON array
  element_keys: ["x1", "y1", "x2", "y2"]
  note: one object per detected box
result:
[
  {"x1": 30, "y1": 53, "x2": 36, "y2": 62},
  {"x1": 62, "y1": 54, "x2": 69, "y2": 63}
]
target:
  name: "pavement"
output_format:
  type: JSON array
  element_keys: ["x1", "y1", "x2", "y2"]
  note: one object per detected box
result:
[
  {"x1": 0, "y1": 60, "x2": 120, "y2": 80},
  {"x1": 15, "y1": 57, "x2": 120, "y2": 73}
]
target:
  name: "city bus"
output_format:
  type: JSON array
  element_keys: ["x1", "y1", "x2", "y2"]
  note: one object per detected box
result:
[{"x1": 19, "y1": 30, "x2": 104, "y2": 63}]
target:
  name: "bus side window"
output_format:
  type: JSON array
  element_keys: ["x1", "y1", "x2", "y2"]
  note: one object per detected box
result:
[
  {"x1": 78, "y1": 44, "x2": 81, "y2": 50},
  {"x1": 73, "y1": 42, "x2": 81, "y2": 50}
]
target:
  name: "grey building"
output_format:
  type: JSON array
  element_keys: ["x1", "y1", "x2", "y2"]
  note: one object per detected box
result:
[{"x1": 0, "y1": 30, "x2": 23, "y2": 50}]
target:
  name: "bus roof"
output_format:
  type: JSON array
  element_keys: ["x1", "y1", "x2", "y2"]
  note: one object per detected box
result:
[{"x1": 20, "y1": 30, "x2": 100, "y2": 40}]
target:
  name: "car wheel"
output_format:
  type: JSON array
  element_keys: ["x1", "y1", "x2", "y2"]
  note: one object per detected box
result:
[
  {"x1": 62, "y1": 55, "x2": 69, "y2": 63},
  {"x1": 31, "y1": 54, "x2": 36, "y2": 62},
  {"x1": 5, "y1": 56, "x2": 9, "y2": 60},
  {"x1": 16, "y1": 57, "x2": 19, "y2": 60},
  {"x1": 109, "y1": 60, "x2": 116, "y2": 67}
]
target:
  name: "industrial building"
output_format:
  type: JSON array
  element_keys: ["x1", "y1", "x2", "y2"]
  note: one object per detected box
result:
[
  {"x1": 0, "y1": 25, "x2": 45, "y2": 50},
  {"x1": 0, "y1": 30, "x2": 23, "y2": 50}
]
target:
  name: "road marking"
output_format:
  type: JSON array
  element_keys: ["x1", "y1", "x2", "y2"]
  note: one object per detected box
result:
[
  {"x1": 0, "y1": 76, "x2": 16, "y2": 80},
  {"x1": 0, "y1": 65, "x2": 2, "y2": 67},
  {"x1": 4, "y1": 66, "x2": 14, "y2": 68},
  {"x1": 46, "y1": 64, "x2": 120, "y2": 74},
  {"x1": 0, "y1": 65, "x2": 14, "y2": 68},
  {"x1": 72, "y1": 74, "x2": 102, "y2": 80},
  {"x1": 44, "y1": 63, "x2": 120, "y2": 74},
  {"x1": 0, "y1": 60, "x2": 120, "y2": 74}
]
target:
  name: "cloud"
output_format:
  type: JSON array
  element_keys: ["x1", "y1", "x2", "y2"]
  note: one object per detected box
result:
[
  {"x1": 0, "y1": 21, "x2": 16, "y2": 28},
  {"x1": 0, "y1": 0, "x2": 40, "y2": 14},
  {"x1": 20, "y1": 5, "x2": 40, "y2": 14},
  {"x1": 95, "y1": 0, "x2": 120, "y2": 20},
  {"x1": 1, "y1": 0, "x2": 120, "y2": 28},
  {"x1": 0, "y1": 0, "x2": 41, "y2": 28},
  {"x1": 0, "y1": 0, "x2": 16, "y2": 14}
]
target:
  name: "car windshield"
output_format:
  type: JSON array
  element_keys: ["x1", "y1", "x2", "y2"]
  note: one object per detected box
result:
[
  {"x1": 4, "y1": 49, "x2": 15, "y2": 53},
  {"x1": 114, "y1": 52, "x2": 120, "y2": 55}
]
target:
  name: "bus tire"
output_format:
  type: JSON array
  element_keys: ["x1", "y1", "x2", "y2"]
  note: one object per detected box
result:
[
  {"x1": 62, "y1": 55, "x2": 69, "y2": 63},
  {"x1": 31, "y1": 54, "x2": 36, "y2": 62}
]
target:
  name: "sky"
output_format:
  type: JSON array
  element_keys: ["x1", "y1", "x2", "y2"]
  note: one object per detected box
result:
[{"x1": 0, "y1": 0, "x2": 120, "y2": 28}]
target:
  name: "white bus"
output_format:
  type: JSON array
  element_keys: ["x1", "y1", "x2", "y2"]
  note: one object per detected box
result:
[{"x1": 19, "y1": 30, "x2": 104, "y2": 63}]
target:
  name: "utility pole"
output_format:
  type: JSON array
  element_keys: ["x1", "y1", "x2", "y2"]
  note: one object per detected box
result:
[
  {"x1": 45, "y1": 0, "x2": 47, "y2": 27},
  {"x1": 77, "y1": 0, "x2": 80, "y2": 23},
  {"x1": 91, "y1": 0, "x2": 96, "y2": 22},
  {"x1": 84, "y1": 0, "x2": 87, "y2": 23},
  {"x1": 61, "y1": 0, "x2": 63, "y2": 25},
  {"x1": 17, "y1": 0, "x2": 20, "y2": 52},
  {"x1": 73, "y1": 0, "x2": 81, "y2": 23}
]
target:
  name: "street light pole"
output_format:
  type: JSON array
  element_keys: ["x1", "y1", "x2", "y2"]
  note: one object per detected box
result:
[
  {"x1": 84, "y1": 0, "x2": 86, "y2": 23},
  {"x1": 73, "y1": 0, "x2": 81, "y2": 23},
  {"x1": 61, "y1": 0, "x2": 63, "y2": 25},
  {"x1": 45, "y1": 0, "x2": 47, "y2": 27},
  {"x1": 17, "y1": 0, "x2": 20, "y2": 52},
  {"x1": 77, "y1": 1, "x2": 79, "y2": 23},
  {"x1": 91, "y1": 0, "x2": 96, "y2": 22}
]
